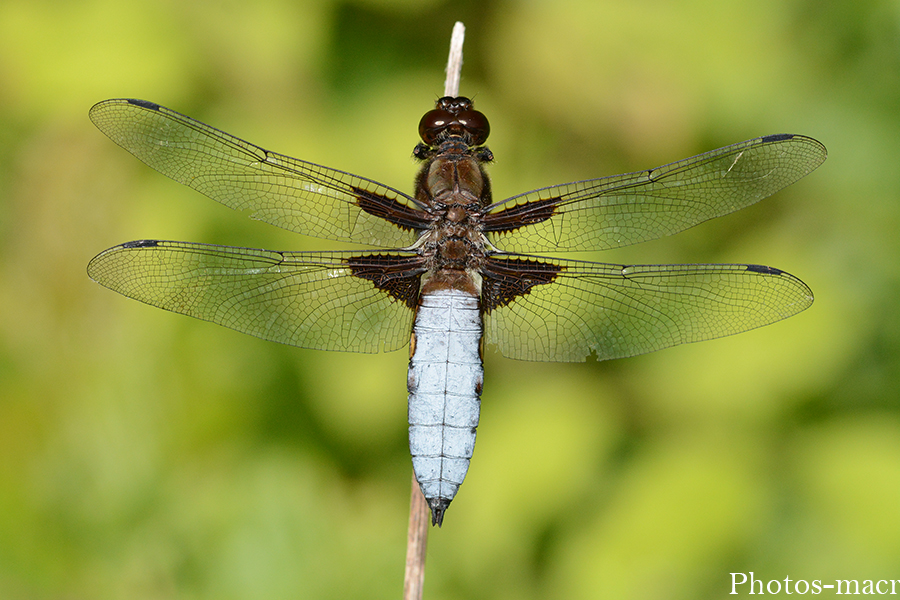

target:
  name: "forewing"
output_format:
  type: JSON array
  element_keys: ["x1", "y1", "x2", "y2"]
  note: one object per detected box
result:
[
  {"x1": 87, "y1": 241, "x2": 421, "y2": 353},
  {"x1": 484, "y1": 134, "x2": 826, "y2": 252},
  {"x1": 482, "y1": 254, "x2": 813, "y2": 362},
  {"x1": 89, "y1": 99, "x2": 425, "y2": 247}
]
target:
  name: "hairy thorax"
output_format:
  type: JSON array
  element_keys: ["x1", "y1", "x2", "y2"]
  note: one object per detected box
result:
[{"x1": 416, "y1": 144, "x2": 492, "y2": 278}]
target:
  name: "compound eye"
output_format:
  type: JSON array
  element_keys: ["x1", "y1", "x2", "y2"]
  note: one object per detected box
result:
[
  {"x1": 457, "y1": 110, "x2": 490, "y2": 145},
  {"x1": 418, "y1": 109, "x2": 453, "y2": 144}
]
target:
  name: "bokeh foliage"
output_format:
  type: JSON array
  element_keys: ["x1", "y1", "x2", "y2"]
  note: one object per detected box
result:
[{"x1": 1, "y1": 0, "x2": 898, "y2": 598}]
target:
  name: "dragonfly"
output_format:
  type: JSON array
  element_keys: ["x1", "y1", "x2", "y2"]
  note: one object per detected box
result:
[{"x1": 87, "y1": 97, "x2": 825, "y2": 526}]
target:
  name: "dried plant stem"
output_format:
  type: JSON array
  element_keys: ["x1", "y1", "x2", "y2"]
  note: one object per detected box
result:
[
  {"x1": 403, "y1": 472, "x2": 430, "y2": 600},
  {"x1": 444, "y1": 22, "x2": 465, "y2": 97}
]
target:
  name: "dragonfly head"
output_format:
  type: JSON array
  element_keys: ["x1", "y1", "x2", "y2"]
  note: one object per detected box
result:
[{"x1": 418, "y1": 96, "x2": 490, "y2": 147}]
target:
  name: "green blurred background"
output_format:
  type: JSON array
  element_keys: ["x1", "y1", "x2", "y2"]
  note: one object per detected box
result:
[{"x1": 1, "y1": 0, "x2": 897, "y2": 598}]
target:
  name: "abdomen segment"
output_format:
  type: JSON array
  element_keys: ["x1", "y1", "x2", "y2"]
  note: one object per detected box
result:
[{"x1": 407, "y1": 289, "x2": 483, "y2": 526}]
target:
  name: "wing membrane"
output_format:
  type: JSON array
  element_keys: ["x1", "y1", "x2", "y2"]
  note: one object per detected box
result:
[
  {"x1": 483, "y1": 254, "x2": 813, "y2": 362},
  {"x1": 485, "y1": 134, "x2": 826, "y2": 252},
  {"x1": 89, "y1": 99, "x2": 424, "y2": 247},
  {"x1": 87, "y1": 241, "x2": 418, "y2": 353}
]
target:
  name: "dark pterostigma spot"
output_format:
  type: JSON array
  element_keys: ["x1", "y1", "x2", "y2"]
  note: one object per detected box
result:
[
  {"x1": 127, "y1": 99, "x2": 161, "y2": 111},
  {"x1": 760, "y1": 133, "x2": 793, "y2": 143},
  {"x1": 345, "y1": 254, "x2": 424, "y2": 309},
  {"x1": 746, "y1": 264, "x2": 784, "y2": 275},
  {"x1": 482, "y1": 196, "x2": 559, "y2": 233},
  {"x1": 122, "y1": 240, "x2": 160, "y2": 249},
  {"x1": 481, "y1": 257, "x2": 563, "y2": 313}
]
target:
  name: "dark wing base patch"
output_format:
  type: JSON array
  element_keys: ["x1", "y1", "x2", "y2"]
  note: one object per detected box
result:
[{"x1": 346, "y1": 253, "x2": 425, "y2": 309}]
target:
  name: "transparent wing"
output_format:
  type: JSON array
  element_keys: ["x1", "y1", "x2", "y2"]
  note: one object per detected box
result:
[
  {"x1": 484, "y1": 134, "x2": 826, "y2": 252},
  {"x1": 87, "y1": 241, "x2": 419, "y2": 353},
  {"x1": 89, "y1": 99, "x2": 425, "y2": 247},
  {"x1": 482, "y1": 254, "x2": 813, "y2": 362}
]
